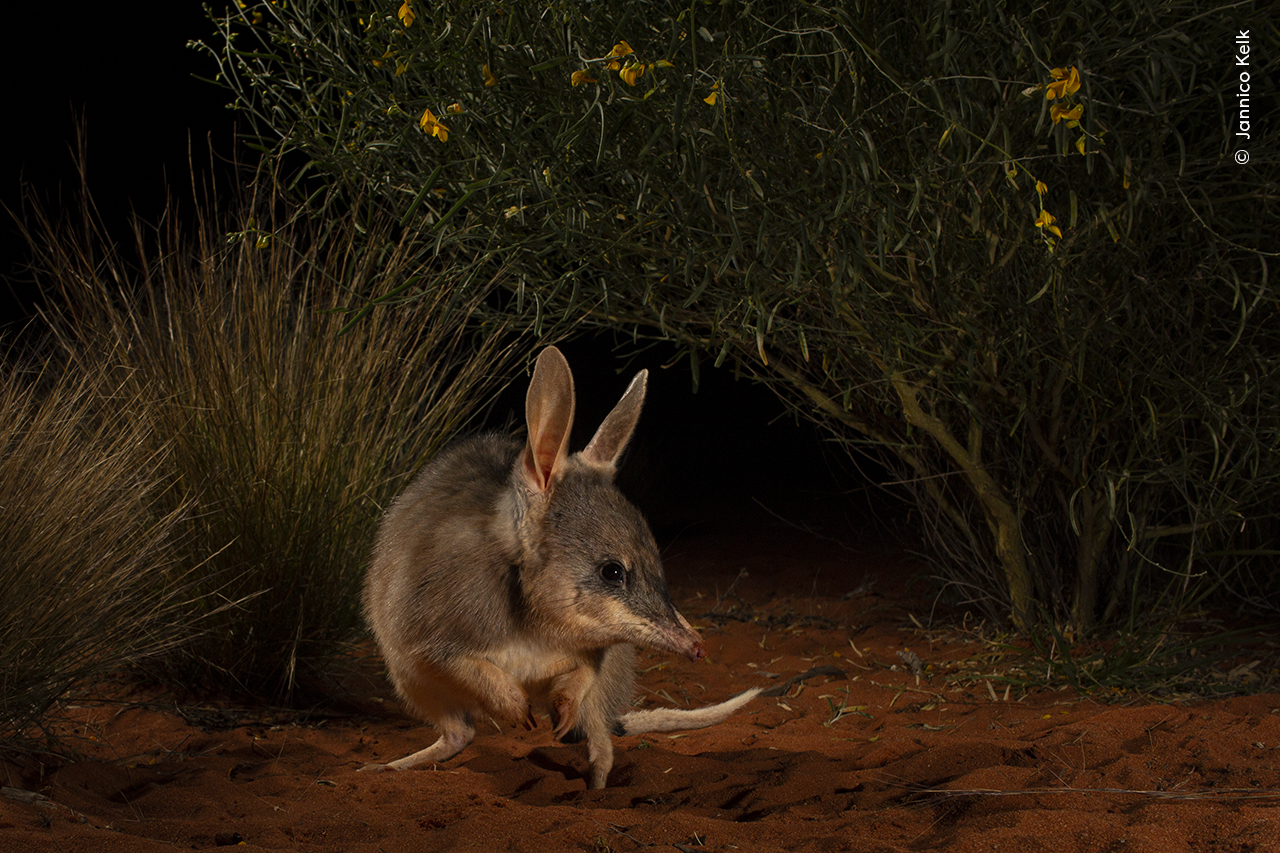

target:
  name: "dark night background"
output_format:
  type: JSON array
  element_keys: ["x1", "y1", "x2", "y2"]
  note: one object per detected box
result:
[
  {"x1": 2, "y1": 3, "x2": 235, "y2": 335},
  {"x1": 1, "y1": 2, "x2": 875, "y2": 530}
]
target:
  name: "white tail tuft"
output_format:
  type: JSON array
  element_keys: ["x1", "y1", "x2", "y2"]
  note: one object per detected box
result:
[{"x1": 617, "y1": 687, "x2": 762, "y2": 736}]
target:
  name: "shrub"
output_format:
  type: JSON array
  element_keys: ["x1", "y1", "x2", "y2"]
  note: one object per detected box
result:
[
  {"x1": 29, "y1": 172, "x2": 530, "y2": 700},
  {"x1": 0, "y1": 363, "x2": 194, "y2": 746},
  {"x1": 198, "y1": 0, "x2": 1279, "y2": 632}
]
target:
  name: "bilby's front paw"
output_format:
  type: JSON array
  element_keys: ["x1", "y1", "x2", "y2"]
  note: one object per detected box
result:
[
  {"x1": 489, "y1": 684, "x2": 536, "y2": 730},
  {"x1": 358, "y1": 762, "x2": 393, "y2": 772}
]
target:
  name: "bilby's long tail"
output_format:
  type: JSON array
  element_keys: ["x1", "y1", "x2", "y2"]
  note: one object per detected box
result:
[
  {"x1": 617, "y1": 687, "x2": 762, "y2": 736},
  {"x1": 616, "y1": 666, "x2": 846, "y2": 736}
]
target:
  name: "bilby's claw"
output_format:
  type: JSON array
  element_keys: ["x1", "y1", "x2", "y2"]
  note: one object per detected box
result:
[{"x1": 551, "y1": 693, "x2": 580, "y2": 740}]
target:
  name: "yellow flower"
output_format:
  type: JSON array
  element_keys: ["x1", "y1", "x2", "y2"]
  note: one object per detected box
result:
[
  {"x1": 619, "y1": 61, "x2": 645, "y2": 86},
  {"x1": 1045, "y1": 66, "x2": 1081, "y2": 101},
  {"x1": 1050, "y1": 103, "x2": 1084, "y2": 125},
  {"x1": 447, "y1": 102, "x2": 463, "y2": 114},
  {"x1": 1075, "y1": 135, "x2": 1087, "y2": 155},
  {"x1": 398, "y1": 0, "x2": 414, "y2": 27},
  {"x1": 1034, "y1": 208, "x2": 1062, "y2": 238},
  {"x1": 704, "y1": 80, "x2": 720, "y2": 105},
  {"x1": 570, "y1": 69, "x2": 597, "y2": 86},
  {"x1": 1035, "y1": 180, "x2": 1048, "y2": 196},
  {"x1": 419, "y1": 107, "x2": 449, "y2": 142},
  {"x1": 482, "y1": 64, "x2": 497, "y2": 87},
  {"x1": 607, "y1": 40, "x2": 634, "y2": 59}
]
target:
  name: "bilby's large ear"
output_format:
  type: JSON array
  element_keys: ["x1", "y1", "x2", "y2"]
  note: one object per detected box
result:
[
  {"x1": 581, "y1": 369, "x2": 647, "y2": 472},
  {"x1": 521, "y1": 347, "x2": 575, "y2": 493}
]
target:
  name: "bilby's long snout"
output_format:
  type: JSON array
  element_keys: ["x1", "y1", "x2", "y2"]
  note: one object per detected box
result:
[
  {"x1": 676, "y1": 608, "x2": 707, "y2": 661},
  {"x1": 642, "y1": 606, "x2": 705, "y2": 662}
]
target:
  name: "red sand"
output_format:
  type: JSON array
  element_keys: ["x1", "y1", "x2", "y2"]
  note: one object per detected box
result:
[{"x1": 3, "y1": 506, "x2": 1278, "y2": 852}]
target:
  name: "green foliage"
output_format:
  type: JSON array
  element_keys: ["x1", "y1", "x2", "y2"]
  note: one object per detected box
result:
[
  {"x1": 1, "y1": 365, "x2": 195, "y2": 745},
  {"x1": 199, "y1": 0, "x2": 1279, "y2": 634},
  {"x1": 29, "y1": 173, "x2": 527, "y2": 700}
]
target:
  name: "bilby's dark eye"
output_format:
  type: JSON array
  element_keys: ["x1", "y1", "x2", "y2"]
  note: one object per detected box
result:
[{"x1": 599, "y1": 560, "x2": 627, "y2": 587}]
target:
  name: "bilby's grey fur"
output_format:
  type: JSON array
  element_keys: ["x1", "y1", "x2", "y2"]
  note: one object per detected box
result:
[{"x1": 360, "y1": 346, "x2": 759, "y2": 789}]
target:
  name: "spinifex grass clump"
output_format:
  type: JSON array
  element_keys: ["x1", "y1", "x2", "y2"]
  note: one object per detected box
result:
[
  {"x1": 0, "y1": 364, "x2": 194, "y2": 746},
  {"x1": 32, "y1": 176, "x2": 527, "y2": 700},
  {"x1": 199, "y1": 0, "x2": 1279, "y2": 641}
]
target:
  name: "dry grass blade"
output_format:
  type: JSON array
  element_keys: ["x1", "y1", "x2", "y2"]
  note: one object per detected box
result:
[{"x1": 0, "y1": 360, "x2": 197, "y2": 750}]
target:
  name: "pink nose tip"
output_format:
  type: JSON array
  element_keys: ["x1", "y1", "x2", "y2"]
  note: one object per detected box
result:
[{"x1": 687, "y1": 641, "x2": 707, "y2": 662}]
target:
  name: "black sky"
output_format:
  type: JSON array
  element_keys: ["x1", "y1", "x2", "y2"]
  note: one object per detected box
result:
[{"x1": 3, "y1": 2, "x2": 236, "y2": 332}]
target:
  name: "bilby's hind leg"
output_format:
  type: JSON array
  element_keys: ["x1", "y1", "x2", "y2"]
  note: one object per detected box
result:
[
  {"x1": 361, "y1": 660, "x2": 481, "y2": 773},
  {"x1": 585, "y1": 720, "x2": 614, "y2": 790},
  {"x1": 579, "y1": 644, "x2": 635, "y2": 788},
  {"x1": 359, "y1": 710, "x2": 475, "y2": 772},
  {"x1": 577, "y1": 680, "x2": 619, "y2": 789}
]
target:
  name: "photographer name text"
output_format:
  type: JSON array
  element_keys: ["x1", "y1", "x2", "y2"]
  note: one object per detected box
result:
[{"x1": 1234, "y1": 30, "x2": 1252, "y2": 164}]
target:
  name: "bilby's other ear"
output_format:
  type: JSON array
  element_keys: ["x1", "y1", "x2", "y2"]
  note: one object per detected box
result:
[
  {"x1": 581, "y1": 369, "x2": 647, "y2": 472},
  {"x1": 521, "y1": 347, "x2": 576, "y2": 492}
]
